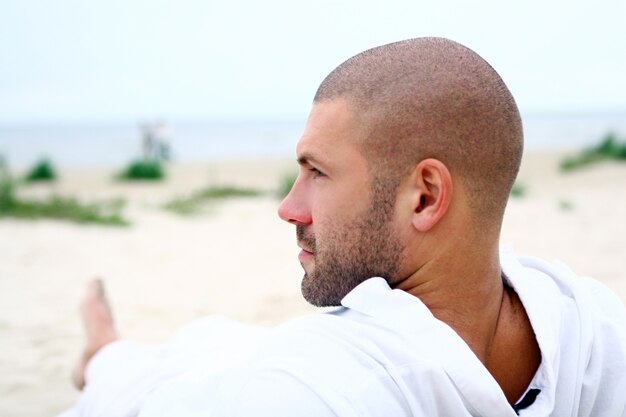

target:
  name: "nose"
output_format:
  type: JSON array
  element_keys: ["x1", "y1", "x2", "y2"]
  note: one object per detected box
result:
[{"x1": 278, "y1": 175, "x2": 312, "y2": 226}]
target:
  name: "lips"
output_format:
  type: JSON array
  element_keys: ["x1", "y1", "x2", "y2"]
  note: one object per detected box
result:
[
  {"x1": 298, "y1": 243, "x2": 314, "y2": 254},
  {"x1": 296, "y1": 226, "x2": 316, "y2": 255}
]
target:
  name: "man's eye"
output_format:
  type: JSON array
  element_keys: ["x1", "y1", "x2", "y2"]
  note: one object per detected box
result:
[{"x1": 309, "y1": 167, "x2": 325, "y2": 178}]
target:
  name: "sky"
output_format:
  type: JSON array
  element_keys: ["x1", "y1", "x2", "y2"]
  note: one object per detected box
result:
[{"x1": 1, "y1": 0, "x2": 625, "y2": 124}]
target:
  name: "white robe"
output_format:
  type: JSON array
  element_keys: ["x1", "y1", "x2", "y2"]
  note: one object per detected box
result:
[{"x1": 59, "y1": 250, "x2": 626, "y2": 416}]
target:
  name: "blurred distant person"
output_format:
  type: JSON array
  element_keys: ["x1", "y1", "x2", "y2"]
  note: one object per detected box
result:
[
  {"x1": 59, "y1": 38, "x2": 626, "y2": 417},
  {"x1": 141, "y1": 120, "x2": 170, "y2": 162}
]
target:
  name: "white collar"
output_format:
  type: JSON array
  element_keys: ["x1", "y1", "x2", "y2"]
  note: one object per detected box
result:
[
  {"x1": 337, "y1": 248, "x2": 564, "y2": 416},
  {"x1": 340, "y1": 277, "x2": 517, "y2": 416}
]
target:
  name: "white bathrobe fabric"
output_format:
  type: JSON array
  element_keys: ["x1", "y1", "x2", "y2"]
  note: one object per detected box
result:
[{"x1": 59, "y1": 250, "x2": 626, "y2": 417}]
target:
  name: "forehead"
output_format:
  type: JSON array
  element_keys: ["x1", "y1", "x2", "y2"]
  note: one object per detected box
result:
[{"x1": 296, "y1": 99, "x2": 366, "y2": 162}]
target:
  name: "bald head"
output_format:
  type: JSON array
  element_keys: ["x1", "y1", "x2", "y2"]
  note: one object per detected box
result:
[{"x1": 314, "y1": 37, "x2": 523, "y2": 230}]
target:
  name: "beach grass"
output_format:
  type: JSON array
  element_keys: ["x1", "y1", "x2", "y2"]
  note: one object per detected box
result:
[
  {"x1": 559, "y1": 199, "x2": 574, "y2": 212},
  {"x1": 118, "y1": 160, "x2": 165, "y2": 180},
  {"x1": 1, "y1": 162, "x2": 129, "y2": 225},
  {"x1": 0, "y1": 194, "x2": 129, "y2": 226},
  {"x1": 164, "y1": 185, "x2": 263, "y2": 216},
  {"x1": 560, "y1": 132, "x2": 626, "y2": 172},
  {"x1": 24, "y1": 158, "x2": 57, "y2": 182}
]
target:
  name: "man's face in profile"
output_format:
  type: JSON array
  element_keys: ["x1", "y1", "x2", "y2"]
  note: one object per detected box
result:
[{"x1": 278, "y1": 99, "x2": 402, "y2": 306}]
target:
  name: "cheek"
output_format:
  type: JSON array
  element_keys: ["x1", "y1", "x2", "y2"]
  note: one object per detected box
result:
[
  {"x1": 311, "y1": 198, "x2": 359, "y2": 229},
  {"x1": 310, "y1": 190, "x2": 338, "y2": 223},
  {"x1": 310, "y1": 177, "x2": 372, "y2": 225}
]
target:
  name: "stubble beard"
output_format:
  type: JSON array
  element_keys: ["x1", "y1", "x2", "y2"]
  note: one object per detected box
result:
[{"x1": 297, "y1": 187, "x2": 402, "y2": 307}]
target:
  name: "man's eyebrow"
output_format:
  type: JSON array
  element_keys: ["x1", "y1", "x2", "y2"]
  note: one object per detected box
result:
[{"x1": 297, "y1": 153, "x2": 321, "y2": 166}]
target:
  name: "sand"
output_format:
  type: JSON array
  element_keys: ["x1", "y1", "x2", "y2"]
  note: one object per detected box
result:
[{"x1": 0, "y1": 152, "x2": 625, "y2": 416}]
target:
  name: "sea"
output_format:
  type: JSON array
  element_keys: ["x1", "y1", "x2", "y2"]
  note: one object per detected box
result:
[{"x1": 0, "y1": 112, "x2": 625, "y2": 169}]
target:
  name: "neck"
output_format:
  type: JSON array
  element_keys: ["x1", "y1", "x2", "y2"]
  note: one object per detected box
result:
[
  {"x1": 395, "y1": 240, "x2": 504, "y2": 363},
  {"x1": 394, "y1": 236, "x2": 541, "y2": 404}
]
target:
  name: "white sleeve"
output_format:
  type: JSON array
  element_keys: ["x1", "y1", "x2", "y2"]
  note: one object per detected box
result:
[
  {"x1": 136, "y1": 367, "x2": 348, "y2": 417},
  {"x1": 58, "y1": 316, "x2": 270, "y2": 417},
  {"x1": 218, "y1": 370, "x2": 347, "y2": 417},
  {"x1": 577, "y1": 277, "x2": 626, "y2": 417},
  {"x1": 66, "y1": 341, "x2": 171, "y2": 417}
]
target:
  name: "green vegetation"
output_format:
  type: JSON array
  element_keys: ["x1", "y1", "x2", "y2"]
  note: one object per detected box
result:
[
  {"x1": 24, "y1": 158, "x2": 57, "y2": 182},
  {"x1": 164, "y1": 185, "x2": 263, "y2": 216},
  {"x1": 559, "y1": 199, "x2": 574, "y2": 212},
  {"x1": 277, "y1": 171, "x2": 297, "y2": 198},
  {"x1": 118, "y1": 160, "x2": 165, "y2": 180},
  {"x1": 0, "y1": 194, "x2": 128, "y2": 226},
  {"x1": 0, "y1": 155, "x2": 16, "y2": 211},
  {"x1": 560, "y1": 132, "x2": 626, "y2": 172},
  {"x1": 0, "y1": 175, "x2": 16, "y2": 213},
  {"x1": 510, "y1": 182, "x2": 526, "y2": 198},
  {"x1": 0, "y1": 156, "x2": 128, "y2": 226}
]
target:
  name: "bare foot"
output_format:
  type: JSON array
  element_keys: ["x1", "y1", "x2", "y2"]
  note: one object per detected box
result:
[{"x1": 72, "y1": 278, "x2": 119, "y2": 390}]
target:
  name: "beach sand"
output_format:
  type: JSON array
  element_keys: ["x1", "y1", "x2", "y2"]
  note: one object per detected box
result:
[{"x1": 0, "y1": 152, "x2": 625, "y2": 416}]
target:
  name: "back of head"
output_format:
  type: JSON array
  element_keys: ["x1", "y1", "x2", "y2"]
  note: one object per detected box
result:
[{"x1": 315, "y1": 37, "x2": 523, "y2": 232}]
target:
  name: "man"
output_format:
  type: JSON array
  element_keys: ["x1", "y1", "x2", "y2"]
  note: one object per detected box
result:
[{"x1": 61, "y1": 38, "x2": 626, "y2": 416}]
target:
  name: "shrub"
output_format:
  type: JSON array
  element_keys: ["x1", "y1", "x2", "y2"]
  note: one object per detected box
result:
[
  {"x1": 25, "y1": 158, "x2": 56, "y2": 182},
  {"x1": 119, "y1": 160, "x2": 164, "y2": 180}
]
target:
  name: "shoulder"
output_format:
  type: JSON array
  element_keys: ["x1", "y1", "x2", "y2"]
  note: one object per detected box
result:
[
  {"x1": 514, "y1": 254, "x2": 626, "y2": 330},
  {"x1": 218, "y1": 368, "x2": 350, "y2": 417},
  {"x1": 504, "y1": 252, "x2": 626, "y2": 414},
  {"x1": 210, "y1": 310, "x2": 417, "y2": 417},
  {"x1": 503, "y1": 250, "x2": 625, "y2": 321},
  {"x1": 246, "y1": 310, "x2": 410, "y2": 390},
  {"x1": 212, "y1": 302, "x2": 479, "y2": 417}
]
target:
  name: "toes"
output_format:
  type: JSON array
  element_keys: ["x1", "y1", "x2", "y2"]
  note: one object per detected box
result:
[
  {"x1": 86, "y1": 278, "x2": 105, "y2": 298},
  {"x1": 72, "y1": 362, "x2": 86, "y2": 390}
]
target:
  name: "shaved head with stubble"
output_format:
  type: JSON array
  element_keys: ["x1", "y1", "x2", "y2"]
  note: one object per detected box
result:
[
  {"x1": 281, "y1": 37, "x2": 524, "y2": 308},
  {"x1": 315, "y1": 37, "x2": 523, "y2": 232}
]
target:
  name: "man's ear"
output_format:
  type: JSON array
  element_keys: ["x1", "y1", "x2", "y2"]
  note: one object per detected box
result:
[{"x1": 410, "y1": 158, "x2": 453, "y2": 232}]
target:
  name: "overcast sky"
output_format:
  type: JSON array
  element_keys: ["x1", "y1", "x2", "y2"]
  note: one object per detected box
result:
[{"x1": 1, "y1": 0, "x2": 625, "y2": 124}]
